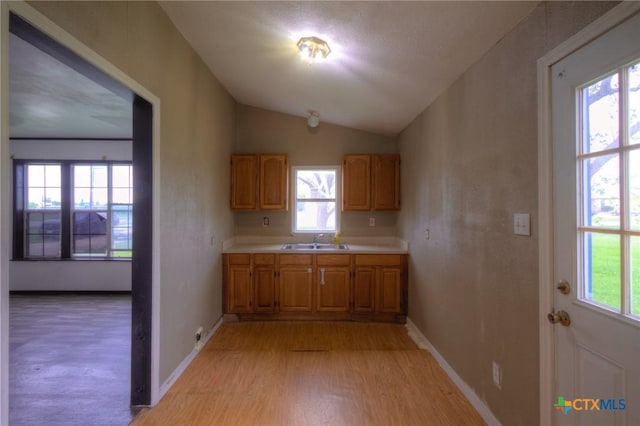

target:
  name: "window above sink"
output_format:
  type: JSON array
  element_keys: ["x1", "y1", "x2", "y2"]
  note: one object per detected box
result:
[{"x1": 292, "y1": 166, "x2": 340, "y2": 234}]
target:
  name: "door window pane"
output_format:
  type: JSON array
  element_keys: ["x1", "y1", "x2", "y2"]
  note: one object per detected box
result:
[
  {"x1": 583, "y1": 73, "x2": 619, "y2": 154},
  {"x1": 629, "y1": 62, "x2": 639, "y2": 145},
  {"x1": 583, "y1": 232, "x2": 621, "y2": 311},
  {"x1": 583, "y1": 154, "x2": 619, "y2": 229},
  {"x1": 631, "y1": 149, "x2": 640, "y2": 230},
  {"x1": 632, "y1": 236, "x2": 640, "y2": 317}
]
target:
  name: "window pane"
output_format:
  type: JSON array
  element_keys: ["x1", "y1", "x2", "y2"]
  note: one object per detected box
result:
[
  {"x1": 112, "y1": 188, "x2": 131, "y2": 204},
  {"x1": 28, "y1": 187, "x2": 45, "y2": 209},
  {"x1": 25, "y1": 212, "x2": 60, "y2": 258},
  {"x1": 112, "y1": 205, "x2": 132, "y2": 252},
  {"x1": 632, "y1": 236, "x2": 640, "y2": 317},
  {"x1": 28, "y1": 165, "x2": 45, "y2": 187},
  {"x1": 296, "y1": 170, "x2": 336, "y2": 199},
  {"x1": 91, "y1": 188, "x2": 108, "y2": 208},
  {"x1": 92, "y1": 165, "x2": 108, "y2": 187},
  {"x1": 42, "y1": 212, "x2": 60, "y2": 236},
  {"x1": 45, "y1": 165, "x2": 61, "y2": 187},
  {"x1": 74, "y1": 165, "x2": 91, "y2": 186},
  {"x1": 73, "y1": 211, "x2": 107, "y2": 256},
  {"x1": 296, "y1": 201, "x2": 336, "y2": 231},
  {"x1": 46, "y1": 188, "x2": 61, "y2": 209},
  {"x1": 629, "y1": 62, "x2": 639, "y2": 146},
  {"x1": 583, "y1": 154, "x2": 619, "y2": 229},
  {"x1": 631, "y1": 149, "x2": 640, "y2": 230},
  {"x1": 74, "y1": 188, "x2": 91, "y2": 209},
  {"x1": 112, "y1": 165, "x2": 132, "y2": 187},
  {"x1": 582, "y1": 232, "x2": 621, "y2": 311},
  {"x1": 582, "y1": 73, "x2": 619, "y2": 154}
]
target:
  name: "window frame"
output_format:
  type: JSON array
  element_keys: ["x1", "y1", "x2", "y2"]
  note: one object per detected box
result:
[
  {"x1": 576, "y1": 60, "x2": 640, "y2": 320},
  {"x1": 12, "y1": 159, "x2": 133, "y2": 261},
  {"x1": 291, "y1": 165, "x2": 341, "y2": 235}
]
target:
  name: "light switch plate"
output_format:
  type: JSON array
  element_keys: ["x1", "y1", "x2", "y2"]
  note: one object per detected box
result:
[{"x1": 514, "y1": 213, "x2": 530, "y2": 236}]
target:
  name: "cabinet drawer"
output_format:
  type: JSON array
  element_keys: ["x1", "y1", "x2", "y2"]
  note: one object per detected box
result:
[
  {"x1": 354, "y1": 254, "x2": 402, "y2": 266},
  {"x1": 317, "y1": 254, "x2": 350, "y2": 266},
  {"x1": 228, "y1": 254, "x2": 251, "y2": 265},
  {"x1": 279, "y1": 254, "x2": 313, "y2": 265},
  {"x1": 253, "y1": 254, "x2": 275, "y2": 265}
]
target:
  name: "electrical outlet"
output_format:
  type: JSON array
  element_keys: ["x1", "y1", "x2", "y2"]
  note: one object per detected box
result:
[
  {"x1": 492, "y1": 361, "x2": 502, "y2": 390},
  {"x1": 262, "y1": 217, "x2": 269, "y2": 227},
  {"x1": 369, "y1": 217, "x2": 376, "y2": 227},
  {"x1": 424, "y1": 228, "x2": 430, "y2": 240},
  {"x1": 195, "y1": 326, "x2": 204, "y2": 351}
]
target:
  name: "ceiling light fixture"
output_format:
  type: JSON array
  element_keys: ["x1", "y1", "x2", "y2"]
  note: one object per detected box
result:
[
  {"x1": 307, "y1": 111, "x2": 320, "y2": 128},
  {"x1": 297, "y1": 36, "x2": 331, "y2": 63}
]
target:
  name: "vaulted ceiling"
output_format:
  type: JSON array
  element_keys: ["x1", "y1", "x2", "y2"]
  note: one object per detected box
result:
[
  {"x1": 160, "y1": 1, "x2": 538, "y2": 135},
  {"x1": 9, "y1": 1, "x2": 539, "y2": 139}
]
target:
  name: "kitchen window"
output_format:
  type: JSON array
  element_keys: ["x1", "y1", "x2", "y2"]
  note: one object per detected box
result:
[
  {"x1": 14, "y1": 161, "x2": 132, "y2": 260},
  {"x1": 292, "y1": 166, "x2": 339, "y2": 233}
]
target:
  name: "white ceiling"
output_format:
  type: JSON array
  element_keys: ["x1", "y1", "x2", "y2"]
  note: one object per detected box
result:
[
  {"x1": 9, "y1": 32, "x2": 132, "y2": 140},
  {"x1": 160, "y1": 1, "x2": 538, "y2": 136}
]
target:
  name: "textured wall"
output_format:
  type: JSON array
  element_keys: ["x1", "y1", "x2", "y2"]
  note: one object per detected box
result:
[
  {"x1": 235, "y1": 105, "x2": 399, "y2": 237},
  {"x1": 26, "y1": 1, "x2": 236, "y2": 384},
  {"x1": 397, "y1": 2, "x2": 617, "y2": 425}
]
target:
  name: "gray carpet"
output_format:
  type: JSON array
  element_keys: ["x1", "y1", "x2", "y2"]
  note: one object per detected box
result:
[{"x1": 10, "y1": 293, "x2": 137, "y2": 426}]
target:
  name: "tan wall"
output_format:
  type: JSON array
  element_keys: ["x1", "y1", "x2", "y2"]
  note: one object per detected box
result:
[
  {"x1": 26, "y1": 1, "x2": 236, "y2": 383},
  {"x1": 235, "y1": 105, "x2": 398, "y2": 237},
  {"x1": 397, "y1": 2, "x2": 617, "y2": 425}
]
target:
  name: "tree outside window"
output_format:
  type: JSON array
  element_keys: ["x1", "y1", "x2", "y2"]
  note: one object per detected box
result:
[{"x1": 293, "y1": 167, "x2": 338, "y2": 233}]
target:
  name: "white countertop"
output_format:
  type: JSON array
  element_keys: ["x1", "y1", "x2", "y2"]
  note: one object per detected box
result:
[{"x1": 223, "y1": 236, "x2": 408, "y2": 254}]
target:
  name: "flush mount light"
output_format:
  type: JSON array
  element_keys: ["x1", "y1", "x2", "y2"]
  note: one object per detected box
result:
[
  {"x1": 297, "y1": 36, "x2": 331, "y2": 63},
  {"x1": 307, "y1": 111, "x2": 320, "y2": 128}
]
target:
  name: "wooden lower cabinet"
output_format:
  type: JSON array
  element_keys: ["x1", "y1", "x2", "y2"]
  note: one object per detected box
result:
[
  {"x1": 353, "y1": 267, "x2": 376, "y2": 312},
  {"x1": 223, "y1": 252, "x2": 407, "y2": 322},
  {"x1": 279, "y1": 266, "x2": 313, "y2": 312},
  {"x1": 225, "y1": 254, "x2": 253, "y2": 313},
  {"x1": 317, "y1": 254, "x2": 351, "y2": 312}
]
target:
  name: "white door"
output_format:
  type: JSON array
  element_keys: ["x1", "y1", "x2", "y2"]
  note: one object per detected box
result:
[{"x1": 551, "y1": 11, "x2": 640, "y2": 426}]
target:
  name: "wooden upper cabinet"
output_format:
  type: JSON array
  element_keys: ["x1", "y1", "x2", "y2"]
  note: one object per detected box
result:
[
  {"x1": 230, "y1": 154, "x2": 288, "y2": 210},
  {"x1": 372, "y1": 154, "x2": 400, "y2": 211},
  {"x1": 342, "y1": 154, "x2": 400, "y2": 211},
  {"x1": 259, "y1": 154, "x2": 288, "y2": 210},
  {"x1": 230, "y1": 155, "x2": 258, "y2": 210},
  {"x1": 342, "y1": 154, "x2": 371, "y2": 211}
]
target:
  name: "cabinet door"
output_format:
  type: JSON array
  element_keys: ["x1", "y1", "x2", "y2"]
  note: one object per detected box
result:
[
  {"x1": 372, "y1": 154, "x2": 400, "y2": 210},
  {"x1": 279, "y1": 266, "x2": 313, "y2": 312},
  {"x1": 378, "y1": 267, "x2": 402, "y2": 313},
  {"x1": 230, "y1": 155, "x2": 258, "y2": 210},
  {"x1": 317, "y1": 266, "x2": 350, "y2": 312},
  {"x1": 353, "y1": 267, "x2": 376, "y2": 312},
  {"x1": 259, "y1": 154, "x2": 288, "y2": 210},
  {"x1": 253, "y1": 267, "x2": 276, "y2": 312},
  {"x1": 227, "y1": 265, "x2": 252, "y2": 313},
  {"x1": 342, "y1": 154, "x2": 371, "y2": 211}
]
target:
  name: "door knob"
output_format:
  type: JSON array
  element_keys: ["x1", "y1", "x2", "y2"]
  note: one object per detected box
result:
[
  {"x1": 557, "y1": 280, "x2": 571, "y2": 295},
  {"x1": 547, "y1": 309, "x2": 571, "y2": 326}
]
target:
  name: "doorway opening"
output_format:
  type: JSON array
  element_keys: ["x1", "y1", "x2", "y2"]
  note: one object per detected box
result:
[{"x1": 7, "y1": 11, "x2": 153, "y2": 423}]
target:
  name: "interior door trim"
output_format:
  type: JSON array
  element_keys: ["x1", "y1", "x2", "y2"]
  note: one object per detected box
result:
[{"x1": 537, "y1": 3, "x2": 640, "y2": 425}]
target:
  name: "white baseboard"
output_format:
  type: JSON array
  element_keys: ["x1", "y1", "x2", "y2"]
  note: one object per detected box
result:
[
  {"x1": 405, "y1": 318, "x2": 501, "y2": 426},
  {"x1": 157, "y1": 316, "x2": 224, "y2": 401}
]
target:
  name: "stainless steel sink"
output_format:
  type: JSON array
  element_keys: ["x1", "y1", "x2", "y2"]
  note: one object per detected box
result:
[{"x1": 281, "y1": 243, "x2": 349, "y2": 250}]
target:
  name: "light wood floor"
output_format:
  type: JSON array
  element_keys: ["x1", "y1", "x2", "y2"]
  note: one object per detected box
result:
[{"x1": 131, "y1": 322, "x2": 485, "y2": 426}]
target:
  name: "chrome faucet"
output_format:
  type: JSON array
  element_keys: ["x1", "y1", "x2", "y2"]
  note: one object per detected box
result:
[{"x1": 312, "y1": 233, "x2": 324, "y2": 248}]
